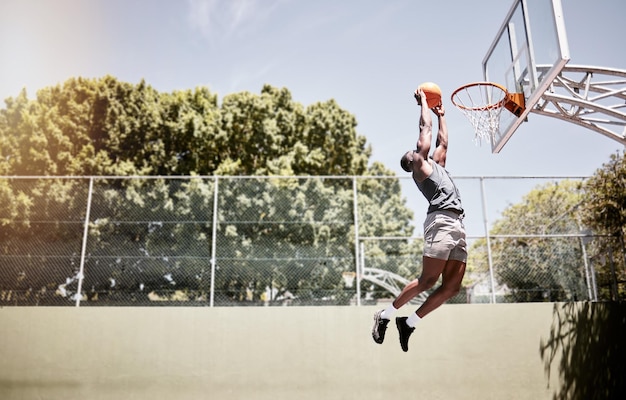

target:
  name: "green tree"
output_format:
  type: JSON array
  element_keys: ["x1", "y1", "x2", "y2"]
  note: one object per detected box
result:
[
  {"x1": 0, "y1": 77, "x2": 414, "y2": 305},
  {"x1": 581, "y1": 150, "x2": 626, "y2": 301},
  {"x1": 471, "y1": 180, "x2": 589, "y2": 302},
  {"x1": 356, "y1": 162, "x2": 421, "y2": 300}
]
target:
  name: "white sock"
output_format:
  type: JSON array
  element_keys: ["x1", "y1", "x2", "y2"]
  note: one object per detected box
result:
[
  {"x1": 380, "y1": 304, "x2": 398, "y2": 320},
  {"x1": 406, "y1": 312, "x2": 421, "y2": 328}
]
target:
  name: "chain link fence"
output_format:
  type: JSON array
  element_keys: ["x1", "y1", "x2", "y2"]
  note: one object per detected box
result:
[{"x1": 0, "y1": 175, "x2": 623, "y2": 306}]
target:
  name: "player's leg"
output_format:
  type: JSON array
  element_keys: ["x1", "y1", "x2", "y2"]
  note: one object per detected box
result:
[
  {"x1": 374, "y1": 211, "x2": 461, "y2": 346},
  {"x1": 415, "y1": 259, "x2": 466, "y2": 318},
  {"x1": 394, "y1": 256, "x2": 449, "y2": 352},
  {"x1": 372, "y1": 257, "x2": 444, "y2": 344},
  {"x1": 396, "y1": 213, "x2": 466, "y2": 351},
  {"x1": 395, "y1": 259, "x2": 465, "y2": 352},
  {"x1": 413, "y1": 212, "x2": 467, "y2": 318},
  {"x1": 393, "y1": 256, "x2": 446, "y2": 308}
]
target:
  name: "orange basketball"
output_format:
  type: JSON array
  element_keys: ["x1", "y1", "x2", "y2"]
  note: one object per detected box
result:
[{"x1": 418, "y1": 82, "x2": 442, "y2": 108}]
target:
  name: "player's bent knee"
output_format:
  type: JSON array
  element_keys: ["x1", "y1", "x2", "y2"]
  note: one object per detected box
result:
[
  {"x1": 442, "y1": 283, "x2": 461, "y2": 297},
  {"x1": 420, "y1": 276, "x2": 439, "y2": 289}
]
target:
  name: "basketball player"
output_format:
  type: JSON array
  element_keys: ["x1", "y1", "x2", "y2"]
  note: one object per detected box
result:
[{"x1": 372, "y1": 88, "x2": 467, "y2": 352}]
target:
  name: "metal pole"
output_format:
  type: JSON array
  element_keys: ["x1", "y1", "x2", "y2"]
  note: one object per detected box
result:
[
  {"x1": 75, "y1": 177, "x2": 94, "y2": 307},
  {"x1": 608, "y1": 246, "x2": 619, "y2": 301},
  {"x1": 209, "y1": 176, "x2": 219, "y2": 307},
  {"x1": 480, "y1": 178, "x2": 497, "y2": 304},
  {"x1": 577, "y1": 222, "x2": 594, "y2": 301},
  {"x1": 359, "y1": 241, "x2": 365, "y2": 305},
  {"x1": 579, "y1": 235, "x2": 593, "y2": 301},
  {"x1": 353, "y1": 177, "x2": 361, "y2": 306},
  {"x1": 590, "y1": 262, "x2": 598, "y2": 301}
]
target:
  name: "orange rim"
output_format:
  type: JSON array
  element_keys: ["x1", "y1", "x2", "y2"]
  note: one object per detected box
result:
[{"x1": 450, "y1": 81, "x2": 508, "y2": 111}]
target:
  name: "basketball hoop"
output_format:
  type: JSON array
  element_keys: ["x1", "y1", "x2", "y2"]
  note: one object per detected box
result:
[
  {"x1": 342, "y1": 271, "x2": 356, "y2": 288},
  {"x1": 451, "y1": 82, "x2": 508, "y2": 145}
]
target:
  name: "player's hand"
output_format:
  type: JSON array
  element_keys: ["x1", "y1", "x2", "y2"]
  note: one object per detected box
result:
[
  {"x1": 432, "y1": 104, "x2": 445, "y2": 117},
  {"x1": 413, "y1": 88, "x2": 426, "y2": 106}
]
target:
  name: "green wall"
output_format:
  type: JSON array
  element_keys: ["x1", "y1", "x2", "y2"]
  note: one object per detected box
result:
[{"x1": 0, "y1": 303, "x2": 623, "y2": 400}]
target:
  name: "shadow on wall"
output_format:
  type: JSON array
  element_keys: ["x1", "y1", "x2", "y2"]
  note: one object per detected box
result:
[{"x1": 540, "y1": 302, "x2": 626, "y2": 400}]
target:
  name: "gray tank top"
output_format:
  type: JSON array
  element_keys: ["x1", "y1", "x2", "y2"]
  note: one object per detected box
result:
[{"x1": 415, "y1": 161, "x2": 464, "y2": 214}]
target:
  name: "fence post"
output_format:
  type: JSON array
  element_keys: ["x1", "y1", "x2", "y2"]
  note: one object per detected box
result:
[
  {"x1": 578, "y1": 223, "x2": 595, "y2": 301},
  {"x1": 590, "y1": 262, "x2": 599, "y2": 301},
  {"x1": 608, "y1": 245, "x2": 619, "y2": 301},
  {"x1": 210, "y1": 176, "x2": 219, "y2": 307},
  {"x1": 480, "y1": 177, "x2": 497, "y2": 304},
  {"x1": 75, "y1": 177, "x2": 94, "y2": 307},
  {"x1": 353, "y1": 177, "x2": 361, "y2": 306}
]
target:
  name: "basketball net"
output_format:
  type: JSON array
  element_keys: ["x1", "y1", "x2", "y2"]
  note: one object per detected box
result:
[
  {"x1": 342, "y1": 271, "x2": 356, "y2": 288},
  {"x1": 451, "y1": 82, "x2": 507, "y2": 145}
]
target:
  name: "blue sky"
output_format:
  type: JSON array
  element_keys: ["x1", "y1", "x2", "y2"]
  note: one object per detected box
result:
[{"x1": 1, "y1": 0, "x2": 624, "y2": 234}]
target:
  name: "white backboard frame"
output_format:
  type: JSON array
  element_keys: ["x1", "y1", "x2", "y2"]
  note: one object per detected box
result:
[{"x1": 482, "y1": 0, "x2": 570, "y2": 153}]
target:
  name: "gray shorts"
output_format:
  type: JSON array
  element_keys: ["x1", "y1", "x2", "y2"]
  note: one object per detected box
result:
[{"x1": 423, "y1": 210, "x2": 467, "y2": 262}]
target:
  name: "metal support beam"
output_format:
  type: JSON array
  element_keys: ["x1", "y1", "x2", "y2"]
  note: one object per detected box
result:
[{"x1": 533, "y1": 65, "x2": 626, "y2": 146}]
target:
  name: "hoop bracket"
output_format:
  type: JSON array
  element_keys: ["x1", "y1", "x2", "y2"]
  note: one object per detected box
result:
[{"x1": 504, "y1": 92, "x2": 525, "y2": 117}]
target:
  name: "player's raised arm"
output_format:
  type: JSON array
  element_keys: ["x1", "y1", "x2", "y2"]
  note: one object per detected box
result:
[
  {"x1": 431, "y1": 104, "x2": 448, "y2": 167},
  {"x1": 414, "y1": 88, "x2": 432, "y2": 160}
]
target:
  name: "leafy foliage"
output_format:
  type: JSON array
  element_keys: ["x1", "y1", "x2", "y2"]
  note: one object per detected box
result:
[
  {"x1": 581, "y1": 150, "x2": 626, "y2": 300},
  {"x1": 468, "y1": 154, "x2": 626, "y2": 303},
  {"x1": 470, "y1": 180, "x2": 589, "y2": 302},
  {"x1": 0, "y1": 76, "x2": 413, "y2": 305}
]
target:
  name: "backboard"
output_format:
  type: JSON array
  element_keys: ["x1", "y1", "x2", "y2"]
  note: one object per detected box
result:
[{"x1": 483, "y1": 0, "x2": 570, "y2": 153}]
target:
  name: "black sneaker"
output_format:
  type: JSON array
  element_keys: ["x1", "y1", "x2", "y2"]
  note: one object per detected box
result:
[
  {"x1": 372, "y1": 310, "x2": 390, "y2": 344},
  {"x1": 396, "y1": 317, "x2": 415, "y2": 352}
]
